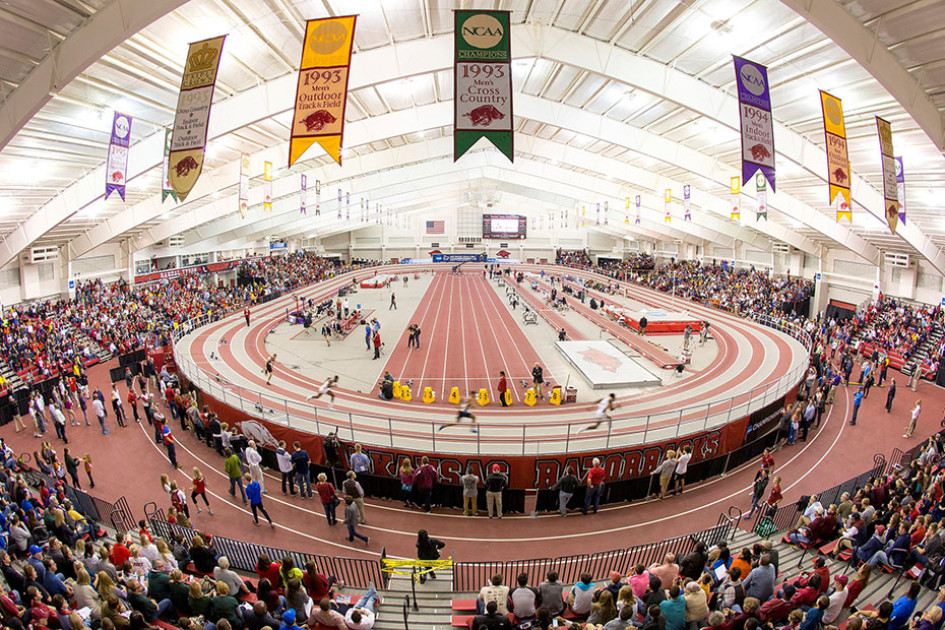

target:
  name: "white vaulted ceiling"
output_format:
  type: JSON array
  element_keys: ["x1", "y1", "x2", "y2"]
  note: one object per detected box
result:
[{"x1": 1, "y1": 0, "x2": 945, "y2": 271}]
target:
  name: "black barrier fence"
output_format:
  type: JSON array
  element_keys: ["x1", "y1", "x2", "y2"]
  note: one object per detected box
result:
[
  {"x1": 452, "y1": 521, "x2": 734, "y2": 591},
  {"x1": 148, "y1": 518, "x2": 383, "y2": 589},
  {"x1": 20, "y1": 469, "x2": 136, "y2": 533}
]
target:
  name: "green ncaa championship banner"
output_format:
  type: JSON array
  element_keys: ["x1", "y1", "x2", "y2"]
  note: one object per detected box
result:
[{"x1": 454, "y1": 10, "x2": 513, "y2": 162}]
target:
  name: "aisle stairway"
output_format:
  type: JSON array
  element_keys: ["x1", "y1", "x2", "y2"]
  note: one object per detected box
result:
[{"x1": 375, "y1": 568, "x2": 456, "y2": 630}]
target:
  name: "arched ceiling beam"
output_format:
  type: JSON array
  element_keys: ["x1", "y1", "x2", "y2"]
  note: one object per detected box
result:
[
  {"x1": 780, "y1": 0, "x2": 945, "y2": 152},
  {"x1": 0, "y1": 0, "x2": 190, "y2": 151}
]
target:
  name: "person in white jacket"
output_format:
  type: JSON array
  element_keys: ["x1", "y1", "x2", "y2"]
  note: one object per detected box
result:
[
  {"x1": 276, "y1": 440, "x2": 294, "y2": 495},
  {"x1": 246, "y1": 440, "x2": 266, "y2": 494}
]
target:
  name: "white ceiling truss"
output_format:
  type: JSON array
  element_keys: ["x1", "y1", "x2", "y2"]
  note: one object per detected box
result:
[{"x1": 1, "y1": 0, "x2": 945, "y2": 275}]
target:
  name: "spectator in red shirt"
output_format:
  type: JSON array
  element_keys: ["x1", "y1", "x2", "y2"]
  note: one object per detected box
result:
[
  {"x1": 760, "y1": 449, "x2": 775, "y2": 473},
  {"x1": 110, "y1": 534, "x2": 131, "y2": 567},
  {"x1": 582, "y1": 458, "x2": 606, "y2": 515},
  {"x1": 414, "y1": 456, "x2": 437, "y2": 514},
  {"x1": 255, "y1": 553, "x2": 282, "y2": 586}
]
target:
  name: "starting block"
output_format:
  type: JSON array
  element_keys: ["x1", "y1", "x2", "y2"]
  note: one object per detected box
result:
[
  {"x1": 448, "y1": 387, "x2": 460, "y2": 404},
  {"x1": 422, "y1": 387, "x2": 435, "y2": 404},
  {"x1": 477, "y1": 388, "x2": 490, "y2": 406},
  {"x1": 524, "y1": 388, "x2": 537, "y2": 406},
  {"x1": 549, "y1": 387, "x2": 562, "y2": 406},
  {"x1": 393, "y1": 381, "x2": 402, "y2": 399},
  {"x1": 401, "y1": 385, "x2": 412, "y2": 401}
]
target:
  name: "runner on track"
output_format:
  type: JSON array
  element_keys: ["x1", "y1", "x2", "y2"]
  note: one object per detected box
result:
[
  {"x1": 438, "y1": 393, "x2": 478, "y2": 433},
  {"x1": 307, "y1": 376, "x2": 339, "y2": 409},
  {"x1": 262, "y1": 354, "x2": 277, "y2": 385},
  {"x1": 579, "y1": 393, "x2": 617, "y2": 433}
]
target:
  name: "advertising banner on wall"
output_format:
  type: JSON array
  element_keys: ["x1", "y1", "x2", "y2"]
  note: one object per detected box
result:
[
  {"x1": 733, "y1": 56, "x2": 776, "y2": 192},
  {"x1": 819, "y1": 91, "x2": 851, "y2": 222},
  {"x1": 288, "y1": 16, "x2": 357, "y2": 167},
  {"x1": 104, "y1": 111, "x2": 132, "y2": 201},
  {"x1": 169, "y1": 35, "x2": 226, "y2": 202},
  {"x1": 162, "y1": 129, "x2": 176, "y2": 203},
  {"x1": 876, "y1": 116, "x2": 899, "y2": 234},
  {"x1": 454, "y1": 10, "x2": 513, "y2": 162}
]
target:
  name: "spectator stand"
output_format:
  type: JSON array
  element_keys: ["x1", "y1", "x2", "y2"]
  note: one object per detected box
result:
[{"x1": 20, "y1": 466, "x2": 136, "y2": 534}]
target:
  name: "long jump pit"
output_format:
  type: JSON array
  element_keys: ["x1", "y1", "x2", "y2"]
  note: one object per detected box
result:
[
  {"x1": 621, "y1": 308, "x2": 702, "y2": 334},
  {"x1": 359, "y1": 275, "x2": 392, "y2": 288},
  {"x1": 556, "y1": 340, "x2": 662, "y2": 389}
]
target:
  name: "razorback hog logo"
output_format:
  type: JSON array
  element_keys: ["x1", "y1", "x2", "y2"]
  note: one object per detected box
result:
[
  {"x1": 464, "y1": 105, "x2": 504, "y2": 127},
  {"x1": 174, "y1": 156, "x2": 199, "y2": 177},
  {"x1": 111, "y1": 171, "x2": 123, "y2": 183},
  {"x1": 302, "y1": 109, "x2": 337, "y2": 132},
  {"x1": 577, "y1": 348, "x2": 621, "y2": 373},
  {"x1": 496, "y1": 250, "x2": 510, "y2": 258},
  {"x1": 833, "y1": 167, "x2": 847, "y2": 183},
  {"x1": 749, "y1": 143, "x2": 770, "y2": 161}
]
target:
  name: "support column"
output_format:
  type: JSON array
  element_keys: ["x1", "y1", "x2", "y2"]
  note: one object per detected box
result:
[{"x1": 58, "y1": 246, "x2": 73, "y2": 300}]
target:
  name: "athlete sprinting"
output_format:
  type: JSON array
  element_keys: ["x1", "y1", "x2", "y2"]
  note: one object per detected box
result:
[
  {"x1": 262, "y1": 354, "x2": 277, "y2": 385},
  {"x1": 579, "y1": 393, "x2": 617, "y2": 433},
  {"x1": 307, "y1": 375, "x2": 339, "y2": 409},
  {"x1": 438, "y1": 393, "x2": 478, "y2": 433}
]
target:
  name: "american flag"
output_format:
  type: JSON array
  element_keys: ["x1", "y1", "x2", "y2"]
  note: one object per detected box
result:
[{"x1": 425, "y1": 220, "x2": 445, "y2": 234}]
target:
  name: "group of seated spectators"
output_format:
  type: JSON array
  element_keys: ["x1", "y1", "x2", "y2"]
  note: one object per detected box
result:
[
  {"x1": 833, "y1": 298, "x2": 943, "y2": 372},
  {"x1": 597, "y1": 254, "x2": 656, "y2": 278},
  {"x1": 556, "y1": 250, "x2": 592, "y2": 267}
]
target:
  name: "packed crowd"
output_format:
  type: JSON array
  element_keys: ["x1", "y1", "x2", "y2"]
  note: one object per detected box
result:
[
  {"x1": 556, "y1": 250, "x2": 592, "y2": 267},
  {"x1": 0, "y1": 254, "x2": 347, "y2": 382},
  {"x1": 838, "y1": 299, "x2": 943, "y2": 372}
]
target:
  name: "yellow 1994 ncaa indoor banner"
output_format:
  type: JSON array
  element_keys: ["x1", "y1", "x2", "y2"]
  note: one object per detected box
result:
[
  {"x1": 289, "y1": 16, "x2": 357, "y2": 167},
  {"x1": 454, "y1": 10, "x2": 513, "y2": 162},
  {"x1": 169, "y1": 36, "x2": 226, "y2": 202},
  {"x1": 819, "y1": 90, "x2": 851, "y2": 222}
]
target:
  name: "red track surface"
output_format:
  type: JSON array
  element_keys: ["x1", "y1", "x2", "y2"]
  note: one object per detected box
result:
[{"x1": 380, "y1": 272, "x2": 554, "y2": 402}]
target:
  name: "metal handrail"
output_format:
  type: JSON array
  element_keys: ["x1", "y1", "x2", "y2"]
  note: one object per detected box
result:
[{"x1": 171, "y1": 264, "x2": 812, "y2": 454}]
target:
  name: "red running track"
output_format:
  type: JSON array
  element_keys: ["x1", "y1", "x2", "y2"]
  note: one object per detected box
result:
[{"x1": 379, "y1": 272, "x2": 555, "y2": 403}]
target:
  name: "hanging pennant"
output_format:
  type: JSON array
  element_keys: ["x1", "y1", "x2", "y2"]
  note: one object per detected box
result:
[
  {"x1": 105, "y1": 111, "x2": 132, "y2": 201},
  {"x1": 162, "y1": 129, "x2": 177, "y2": 203},
  {"x1": 876, "y1": 117, "x2": 899, "y2": 234},
  {"x1": 603, "y1": 201, "x2": 609, "y2": 225},
  {"x1": 454, "y1": 10, "x2": 513, "y2": 162},
  {"x1": 664, "y1": 189, "x2": 672, "y2": 223},
  {"x1": 895, "y1": 157, "x2": 906, "y2": 226},
  {"x1": 238, "y1": 153, "x2": 250, "y2": 218},
  {"x1": 263, "y1": 162, "x2": 273, "y2": 212},
  {"x1": 169, "y1": 35, "x2": 226, "y2": 202},
  {"x1": 733, "y1": 56, "x2": 776, "y2": 192},
  {"x1": 635, "y1": 195, "x2": 641, "y2": 225},
  {"x1": 683, "y1": 185, "x2": 691, "y2": 221},
  {"x1": 820, "y1": 91, "x2": 851, "y2": 222},
  {"x1": 337, "y1": 188, "x2": 342, "y2": 219},
  {"x1": 289, "y1": 16, "x2": 357, "y2": 166},
  {"x1": 756, "y1": 173, "x2": 767, "y2": 221},
  {"x1": 730, "y1": 177, "x2": 741, "y2": 222},
  {"x1": 300, "y1": 174, "x2": 307, "y2": 215},
  {"x1": 596, "y1": 202, "x2": 600, "y2": 226},
  {"x1": 625, "y1": 197, "x2": 630, "y2": 225},
  {"x1": 346, "y1": 192, "x2": 350, "y2": 220},
  {"x1": 315, "y1": 179, "x2": 322, "y2": 216}
]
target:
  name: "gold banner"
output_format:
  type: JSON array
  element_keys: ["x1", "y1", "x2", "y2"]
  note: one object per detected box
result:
[
  {"x1": 289, "y1": 16, "x2": 357, "y2": 167},
  {"x1": 876, "y1": 116, "x2": 899, "y2": 234},
  {"x1": 819, "y1": 91, "x2": 851, "y2": 220},
  {"x1": 169, "y1": 36, "x2": 226, "y2": 202}
]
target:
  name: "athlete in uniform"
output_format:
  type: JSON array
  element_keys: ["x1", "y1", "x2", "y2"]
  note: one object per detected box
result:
[
  {"x1": 307, "y1": 376, "x2": 339, "y2": 409},
  {"x1": 437, "y1": 394, "x2": 478, "y2": 433},
  {"x1": 579, "y1": 393, "x2": 617, "y2": 433},
  {"x1": 263, "y1": 354, "x2": 277, "y2": 385}
]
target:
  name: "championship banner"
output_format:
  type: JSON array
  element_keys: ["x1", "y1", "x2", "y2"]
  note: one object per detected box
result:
[
  {"x1": 300, "y1": 174, "x2": 307, "y2": 215},
  {"x1": 756, "y1": 173, "x2": 767, "y2": 221},
  {"x1": 730, "y1": 177, "x2": 741, "y2": 222},
  {"x1": 876, "y1": 117, "x2": 899, "y2": 234},
  {"x1": 603, "y1": 201, "x2": 608, "y2": 225},
  {"x1": 162, "y1": 129, "x2": 176, "y2": 203},
  {"x1": 169, "y1": 35, "x2": 226, "y2": 202},
  {"x1": 819, "y1": 90, "x2": 851, "y2": 222},
  {"x1": 454, "y1": 10, "x2": 513, "y2": 162},
  {"x1": 289, "y1": 16, "x2": 357, "y2": 167},
  {"x1": 733, "y1": 56, "x2": 776, "y2": 191},
  {"x1": 105, "y1": 111, "x2": 132, "y2": 201},
  {"x1": 315, "y1": 179, "x2": 321, "y2": 216},
  {"x1": 683, "y1": 185, "x2": 691, "y2": 221},
  {"x1": 238, "y1": 153, "x2": 250, "y2": 218},
  {"x1": 895, "y1": 157, "x2": 906, "y2": 225},
  {"x1": 346, "y1": 191, "x2": 350, "y2": 220},
  {"x1": 635, "y1": 195, "x2": 641, "y2": 225},
  {"x1": 625, "y1": 197, "x2": 630, "y2": 225},
  {"x1": 263, "y1": 161, "x2": 273, "y2": 212},
  {"x1": 596, "y1": 202, "x2": 600, "y2": 226},
  {"x1": 337, "y1": 188, "x2": 342, "y2": 219},
  {"x1": 664, "y1": 189, "x2": 672, "y2": 223}
]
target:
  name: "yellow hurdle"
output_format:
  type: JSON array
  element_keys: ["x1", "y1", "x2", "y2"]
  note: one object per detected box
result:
[
  {"x1": 477, "y1": 388, "x2": 490, "y2": 406},
  {"x1": 392, "y1": 381, "x2": 402, "y2": 399},
  {"x1": 524, "y1": 388, "x2": 537, "y2": 406},
  {"x1": 448, "y1": 387, "x2": 461, "y2": 404},
  {"x1": 503, "y1": 390, "x2": 512, "y2": 406},
  {"x1": 549, "y1": 386, "x2": 562, "y2": 406},
  {"x1": 422, "y1": 387, "x2": 435, "y2": 404},
  {"x1": 401, "y1": 385, "x2": 412, "y2": 401}
]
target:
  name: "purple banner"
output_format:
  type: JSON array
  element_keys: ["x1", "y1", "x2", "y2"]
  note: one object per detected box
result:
[
  {"x1": 895, "y1": 156, "x2": 906, "y2": 225},
  {"x1": 733, "y1": 56, "x2": 775, "y2": 192},
  {"x1": 105, "y1": 111, "x2": 133, "y2": 201}
]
